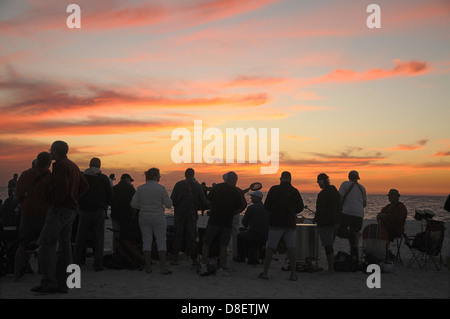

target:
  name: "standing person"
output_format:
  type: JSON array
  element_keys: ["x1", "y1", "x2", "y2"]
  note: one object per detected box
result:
[
  {"x1": 111, "y1": 173, "x2": 137, "y2": 252},
  {"x1": 338, "y1": 170, "x2": 367, "y2": 266},
  {"x1": 14, "y1": 152, "x2": 52, "y2": 282},
  {"x1": 109, "y1": 174, "x2": 116, "y2": 187},
  {"x1": 73, "y1": 158, "x2": 113, "y2": 271},
  {"x1": 131, "y1": 168, "x2": 173, "y2": 274},
  {"x1": 170, "y1": 168, "x2": 206, "y2": 265},
  {"x1": 7, "y1": 173, "x2": 18, "y2": 197},
  {"x1": 198, "y1": 171, "x2": 245, "y2": 276},
  {"x1": 314, "y1": 173, "x2": 341, "y2": 275},
  {"x1": 235, "y1": 190, "x2": 269, "y2": 264},
  {"x1": 258, "y1": 171, "x2": 304, "y2": 281},
  {"x1": 376, "y1": 189, "x2": 407, "y2": 242},
  {"x1": 31, "y1": 141, "x2": 89, "y2": 293}
]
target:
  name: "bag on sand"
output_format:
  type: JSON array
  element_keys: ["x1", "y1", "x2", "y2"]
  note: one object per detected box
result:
[{"x1": 104, "y1": 239, "x2": 144, "y2": 270}]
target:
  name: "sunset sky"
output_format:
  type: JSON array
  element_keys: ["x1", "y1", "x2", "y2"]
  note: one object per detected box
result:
[{"x1": 1, "y1": 0, "x2": 449, "y2": 196}]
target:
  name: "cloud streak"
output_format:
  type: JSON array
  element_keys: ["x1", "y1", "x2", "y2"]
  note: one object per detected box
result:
[
  {"x1": 315, "y1": 60, "x2": 430, "y2": 84},
  {"x1": 389, "y1": 139, "x2": 429, "y2": 151}
]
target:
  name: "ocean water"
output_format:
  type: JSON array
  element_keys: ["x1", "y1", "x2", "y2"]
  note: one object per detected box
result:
[{"x1": 1, "y1": 187, "x2": 448, "y2": 222}]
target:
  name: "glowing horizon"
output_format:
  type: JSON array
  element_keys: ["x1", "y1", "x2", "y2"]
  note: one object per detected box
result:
[{"x1": 1, "y1": 0, "x2": 449, "y2": 197}]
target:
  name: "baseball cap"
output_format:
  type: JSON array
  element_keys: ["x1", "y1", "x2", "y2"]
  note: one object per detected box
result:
[
  {"x1": 348, "y1": 170, "x2": 360, "y2": 180},
  {"x1": 249, "y1": 191, "x2": 263, "y2": 199},
  {"x1": 387, "y1": 189, "x2": 400, "y2": 196}
]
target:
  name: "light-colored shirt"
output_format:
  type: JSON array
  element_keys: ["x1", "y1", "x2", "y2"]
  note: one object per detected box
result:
[
  {"x1": 339, "y1": 181, "x2": 367, "y2": 218},
  {"x1": 131, "y1": 180, "x2": 172, "y2": 217}
]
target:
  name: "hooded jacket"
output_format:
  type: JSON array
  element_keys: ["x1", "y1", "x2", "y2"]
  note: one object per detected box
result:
[{"x1": 79, "y1": 167, "x2": 113, "y2": 211}]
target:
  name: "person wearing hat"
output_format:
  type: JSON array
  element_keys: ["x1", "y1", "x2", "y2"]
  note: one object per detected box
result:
[
  {"x1": 235, "y1": 190, "x2": 269, "y2": 264},
  {"x1": 337, "y1": 170, "x2": 367, "y2": 266},
  {"x1": 259, "y1": 171, "x2": 304, "y2": 281},
  {"x1": 376, "y1": 189, "x2": 407, "y2": 242},
  {"x1": 314, "y1": 173, "x2": 341, "y2": 274},
  {"x1": 110, "y1": 173, "x2": 137, "y2": 254}
]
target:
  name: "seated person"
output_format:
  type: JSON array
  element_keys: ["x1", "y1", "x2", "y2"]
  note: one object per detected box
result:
[
  {"x1": 235, "y1": 191, "x2": 269, "y2": 264},
  {"x1": 376, "y1": 189, "x2": 407, "y2": 241}
]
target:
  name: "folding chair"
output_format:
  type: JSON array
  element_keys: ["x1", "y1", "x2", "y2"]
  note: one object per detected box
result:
[
  {"x1": 388, "y1": 234, "x2": 404, "y2": 265},
  {"x1": 405, "y1": 220, "x2": 446, "y2": 270}
]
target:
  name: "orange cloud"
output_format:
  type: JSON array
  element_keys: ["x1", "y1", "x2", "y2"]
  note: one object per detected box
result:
[
  {"x1": 0, "y1": 70, "x2": 269, "y2": 116},
  {"x1": 433, "y1": 151, "x2": 450, "y2": 157},
  {"x1": 315, "y1": 60, "x2": 430, "y2": 83},
  {"x1": 0, "y1": 0, "x2": 279, "y2": 35},
  {"x1": 389, "y1": 139, "x2": 429, "y2": 151}
]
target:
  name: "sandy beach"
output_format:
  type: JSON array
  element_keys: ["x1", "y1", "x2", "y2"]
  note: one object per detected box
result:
[{"x1": 1, "y1": 218, "x2": 449, "y2": 302}]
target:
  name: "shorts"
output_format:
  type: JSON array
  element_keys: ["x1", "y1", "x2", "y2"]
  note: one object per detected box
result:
[
  {"x1": 318, "y1": 225, "x2": 338, "y2": 247},
  {"x1": 266, "y1": 228, "x2": 296, "y2": 249},
  {"x1": 203, "y1": 224, "x2": 232, "y2": 247}
]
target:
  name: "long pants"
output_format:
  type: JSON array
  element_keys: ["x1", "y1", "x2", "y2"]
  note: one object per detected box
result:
[
  {"x1": 37, "y1": 207, "x2": 76, "y2": 288},
  {"x1": 73, "y1": 209, "x2": 105, "y2": 269}
]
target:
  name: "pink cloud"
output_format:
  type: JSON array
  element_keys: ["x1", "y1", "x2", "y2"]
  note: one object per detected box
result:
[
  {"x1": 389, "y1": 139, "x2": 429, "y2": 151},
  {"x1": 315, "y1": 60, "x2": 430, "y2": 84},
  {"x1": 433, "y1": 151, "x2": 450, "y2": 157}
]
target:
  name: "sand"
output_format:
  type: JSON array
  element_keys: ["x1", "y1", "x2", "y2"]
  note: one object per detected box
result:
[{"x1": 1, "y1": 218, "x2": 449, "y2": 302}]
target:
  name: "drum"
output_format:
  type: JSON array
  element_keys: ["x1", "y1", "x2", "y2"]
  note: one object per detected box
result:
[{"x1": 295, "y1": 224, "x2": 319, "y2": 261}]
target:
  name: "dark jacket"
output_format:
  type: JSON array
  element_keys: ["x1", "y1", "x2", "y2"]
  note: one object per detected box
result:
[
  {"x1": 79, "y1": 168, "x2": 113, "y2": 211},
  {"x1": 377, "y1": 202, "x2": 407, "y2": 237},
  {"x1": 264, "y1": 181, "x2": 304, "y2": 229},
  {"x1": 49, "y1": 156, "x2": 89, "y2": 210},
  {"x1": 111, "y1": 181, "x2": 136, "y2": 221},
  {"x1": 207, "y1": 182, "x2": 245, "y2": 228},
  {"x1": 16, "y1": 167, "x2": 51, "y2": 219},
  {"x1": 242, "y1": 201, "x2": 269, "y2": 240},
  {"x1": 171, "y1": 179, "x2": 207, "y2": 217},
  {"x1": 315, "y1": 185, "x2": 342, "y2": 228}
]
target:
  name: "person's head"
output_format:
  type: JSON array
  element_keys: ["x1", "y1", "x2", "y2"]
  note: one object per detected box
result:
[
  {"x1": 185, "y1": 168, "x2": 195, "y2": 181},
  {"x1": 387, "y1": 189, "x2": 400, "y2": 204},
  {"x1": 109, "y1": 173, "x2": 115, "y2": 180},
  {"x1": 13, "y1": 173, "x2": 18, "y2": 180},
  {"x1": 317, "y1": 173, "x2": 330, "y2": 189},
  {"x1": 280, "y1": 171, "x2": 292, "y2": 184},
  {"x1": 249, "y1": 191, "x2": 263, "y2": 203},
  {"x1": 145, "y1": 168, "x2": 160, "y2": 182},
  {"x1": 50, "y1": 140, "x2": 69, "y2": 161},
  {"x1": 120, "y1": 173, "x2": 134, "y2": 184},
  {"x1": 348, "y1": 170, "x2": 360, "y2": 182},
  {"x1": 36, "y1": 152, "x2": 52, "y2": 169},
  {"x1": 223, "y1": 171, "x2": 238, "y2": 186},
  {"x1": 89, "y1": 157, "x2": 101, "y2": 169}
]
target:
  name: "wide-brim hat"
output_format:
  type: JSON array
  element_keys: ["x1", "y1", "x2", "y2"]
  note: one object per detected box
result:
[{"x1": 121, "y1": 173, "x2": 134, "y2": 182}]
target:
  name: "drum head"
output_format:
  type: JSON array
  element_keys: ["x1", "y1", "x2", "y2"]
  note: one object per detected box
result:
[{"x1": 249, "y1": 182, "x2": 262, "y2": 190}]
